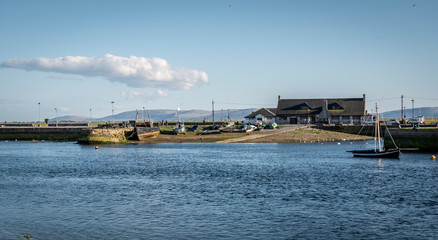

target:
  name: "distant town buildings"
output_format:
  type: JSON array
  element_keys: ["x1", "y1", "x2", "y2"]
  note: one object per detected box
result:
[{"x1": 245, "y1": 94, "x2": 367, "y2": 124}]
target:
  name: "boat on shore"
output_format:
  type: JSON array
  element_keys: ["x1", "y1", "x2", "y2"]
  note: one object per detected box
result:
[
  {"x1": 347, "y1": 103, "x2": 400, "y2": 158},
  {"x1": 173, "y1": 121, "x2": 185, "y2": 134},
  {"x1": 242, "y1": 124, "x2": 257, "y2": 133},
  {"x1": 133, "y1": 110, "x2": 160, "y2": 140}
]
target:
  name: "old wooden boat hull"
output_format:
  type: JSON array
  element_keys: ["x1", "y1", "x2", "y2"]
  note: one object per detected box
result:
[
  {"x1": 348, "y1": 149, "x2": 400, "y2": 158},
  {"x1": 134, "y1": 126, "x2": 160, "y2": 140}
]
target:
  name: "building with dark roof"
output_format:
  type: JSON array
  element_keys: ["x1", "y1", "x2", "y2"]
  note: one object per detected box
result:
[
  {"x1": 244, "y1": 108, "x2": 277, "y2": 124},
  {"x1": 276, "y1": 94, "x2": 367, "y2": 124}
]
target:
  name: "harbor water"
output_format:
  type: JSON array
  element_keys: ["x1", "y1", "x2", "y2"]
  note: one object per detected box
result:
[{"x1": 0, "y1": 141, "x2": 437, "y2": 239}]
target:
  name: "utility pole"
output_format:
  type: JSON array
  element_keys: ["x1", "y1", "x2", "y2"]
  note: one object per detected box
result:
[{"x1": 212, "y1": 100, "x2": 214, "y2": 123}]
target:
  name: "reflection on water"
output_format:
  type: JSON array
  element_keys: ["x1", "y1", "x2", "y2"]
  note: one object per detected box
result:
[{"x1": 0, "y1": 141, "x2": 437, "y2": 240}]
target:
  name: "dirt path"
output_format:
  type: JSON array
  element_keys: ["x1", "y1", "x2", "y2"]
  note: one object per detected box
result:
[{"x1": 216, "y1": 125, "x2": 308, "y2": 143}]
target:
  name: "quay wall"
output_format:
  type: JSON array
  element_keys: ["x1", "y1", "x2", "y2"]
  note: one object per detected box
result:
[
  {"x1": 0, "y1": 127, "x2": 90, "y2": 141},
  {"x1": 383, "y1": 128, "x2": 438, "y2": 151},
  {"x1": 0, "y1": 127, "x2": 134, "y2": 144},
  {"x1": 78, "y1": 128, "x2": 133, "y2": 144},
  {"x1": 316, "y1": 125, "x2": 376, "y2": 137},
  {"x1": 316, "y1": 125, "x2": 438, "y2": 151}
]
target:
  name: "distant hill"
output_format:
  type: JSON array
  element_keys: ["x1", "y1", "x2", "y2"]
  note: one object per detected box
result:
[
  {"x1": 53, "y1": 115, "x2": 91, "y2": 122},
  {"x1": 381, "y1": 107, "x2": 438, "y2": 119},
  {"x1": 53, "y1": 108, "x2": 258, "y2": 122},
  {"x1": 51, "y1": 107, "x2": 438, "y2": 122}
]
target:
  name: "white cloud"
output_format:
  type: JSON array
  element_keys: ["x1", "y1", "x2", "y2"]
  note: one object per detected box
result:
[
  {"x1": 57, "y1": 107, "x2": 70, "y2": 112},
  {"x1": 156, "y1": 89, "x2": 168, "y2": 97},
  {"x1": 120, "y1": 89, "x2": 168, "y2": 100},
  {"x1": 1, "y1": 54, "x2": 209, "y2": 90}
]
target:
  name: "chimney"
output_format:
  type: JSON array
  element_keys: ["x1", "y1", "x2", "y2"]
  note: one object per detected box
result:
[
  {"x1": 278, "y1": 95, "x2": 281, "y2": 101},
  {"x1": 363, "y1": 94, "x2": 366, "y2": 115},
  {"x1": 323, "y1": 99, "x2": 328, "y2": 111}
]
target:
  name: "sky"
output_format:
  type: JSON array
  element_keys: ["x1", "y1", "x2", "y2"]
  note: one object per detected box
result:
[{"x1": 1, "y1": 0, "x2": 438, "y2": 122}]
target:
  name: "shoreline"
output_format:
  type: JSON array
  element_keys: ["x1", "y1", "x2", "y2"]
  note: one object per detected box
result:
[{"x1": 120, "y1": 127, "x2": 372, "y2": 145}]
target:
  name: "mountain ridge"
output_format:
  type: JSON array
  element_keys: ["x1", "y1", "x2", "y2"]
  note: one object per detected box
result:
[
  {"x1": 53, "y1": 108, "x2": 258, "y2": 122},
  {"x1": 52, "y1": 107, "x2": 438, "y2": 122}
]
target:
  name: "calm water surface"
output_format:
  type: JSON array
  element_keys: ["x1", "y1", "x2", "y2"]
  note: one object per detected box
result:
[{"x1": 0, "y1": 141, "x2": 437, "y2": 239}]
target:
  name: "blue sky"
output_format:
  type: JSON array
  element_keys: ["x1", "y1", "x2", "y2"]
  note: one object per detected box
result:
[{"x1": 1, "y1": 0, "x2": 437, "y2": 121}]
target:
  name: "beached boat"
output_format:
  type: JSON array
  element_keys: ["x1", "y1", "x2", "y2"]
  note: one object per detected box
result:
[
  {"x1": 173, "y1": 106, "x2": 186, "y2": 134},
  {"x1": 347, "y1": 103, "x2": 400, "y2": 158},
  {"x1": 173, "y1": 121, "x2": 185, "y2": 134},
  {"x1": 133, "y1": 110, "x2": 160, "y2": 140},
  {"x1": 242, "y1": 124, "x2": 257, "y2": 133}
]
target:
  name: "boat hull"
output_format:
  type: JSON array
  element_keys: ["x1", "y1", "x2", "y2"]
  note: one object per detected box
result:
[
  {"x1": 173, "y1": 127, "x2": 185, "y2": 134},
  {"x1": 134, "y1": 127, "x2": 160, "y2": 140},
  {"x1": 348, "y1": 149, "x2": 400, "y2": 158}
]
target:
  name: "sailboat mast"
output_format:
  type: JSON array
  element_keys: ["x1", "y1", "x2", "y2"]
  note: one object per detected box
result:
[{"x1": 376, "y1": 103, "x2": 381, "y2": 152}]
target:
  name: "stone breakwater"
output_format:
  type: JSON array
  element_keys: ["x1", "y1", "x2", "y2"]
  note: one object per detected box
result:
[{"x1": 78, "y1": 128, "x2": 134, "y2": 144}]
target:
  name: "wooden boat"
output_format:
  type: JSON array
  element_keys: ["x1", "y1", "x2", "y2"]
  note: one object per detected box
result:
[
  {"x1": 348, "y1": 149, "x2": 400, "y2": 158},
  {"x1": 173, "y1": 106, "x2": 186, "y2": 134},
  {"x1": 173, "y1": 121, "x2": 185, "y2": 134},
  {"x1": 242, "y1": 124, "x2": 257, "y2": 133},
  {"x1": 133, "y1": 110, "x2": 159, "y2": 140},
  {"x1": 347, "y1": 103, "x2": 400, "y2": 159}
]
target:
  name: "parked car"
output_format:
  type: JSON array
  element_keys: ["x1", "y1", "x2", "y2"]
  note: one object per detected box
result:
[{"x1": 408, "y1": 116, "x2": 425, "y2": 124}]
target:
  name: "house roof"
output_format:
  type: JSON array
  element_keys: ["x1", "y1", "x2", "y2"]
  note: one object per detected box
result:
[
  {"x1": 245, "y1": 108, "x2": 277, "y2": 118},
  {"x1": 276, "y1": 98, "x2": 365, "y2": 116}
]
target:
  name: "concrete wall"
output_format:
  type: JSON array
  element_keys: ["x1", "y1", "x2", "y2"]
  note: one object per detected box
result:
[
  {"x1": 383, "y1": 128, "x2": 438, "y2": 151},
  {"x1": 0, "y1": 127, "x2": 90, "y2": 141}
]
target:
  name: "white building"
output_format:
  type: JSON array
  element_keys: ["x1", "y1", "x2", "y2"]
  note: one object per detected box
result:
[{"x1": 244, "y1": 108, "x2": 277, "y2": 124}]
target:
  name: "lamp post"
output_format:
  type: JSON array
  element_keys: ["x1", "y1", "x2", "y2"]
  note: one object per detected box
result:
[
  {"x1": 38, "y1": 102, "x2": 41, "y2": 127},
  {"x1": 111, "y1": 101, "x2": 115, "y2": 123},
  {"x1": 89, "y1": 108, "x2": 92, "y2": 125},
  {"x1": 411, "y1": 99, "x2": 415, "y2": 118},
  {"x1": 54, "y1": 108, "x2": 58, "y2": 127},
  {"x1": 404, "y1": 106, "x2": 406, "y2": 123}
]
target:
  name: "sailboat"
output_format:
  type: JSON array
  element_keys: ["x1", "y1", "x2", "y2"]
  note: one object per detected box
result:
[{"x1": 347, "y1": 103, "x2": 400, "y2": 158}]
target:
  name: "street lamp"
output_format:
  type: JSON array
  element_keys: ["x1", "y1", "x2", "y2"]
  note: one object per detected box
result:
[
  {"x1": 38, "y1": 102, "x2": 41, "y2": 127},
  {"x1": 411, "y1": 99, "x2": 415, "y2": 118},
  {"x1": 89, "y1": 108, "x2": 92, "y2": 125},
  {"x1": 111, "y1": 101, "x2": 115, "y2": 123},
  {"x1": 54, "y1": 108, "x2": 58, "y2": 127}
]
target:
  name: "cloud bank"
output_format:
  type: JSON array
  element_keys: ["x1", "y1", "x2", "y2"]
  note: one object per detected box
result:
[{"x1": 1, "y1": 54, "x2": 209, "y2": 90}]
